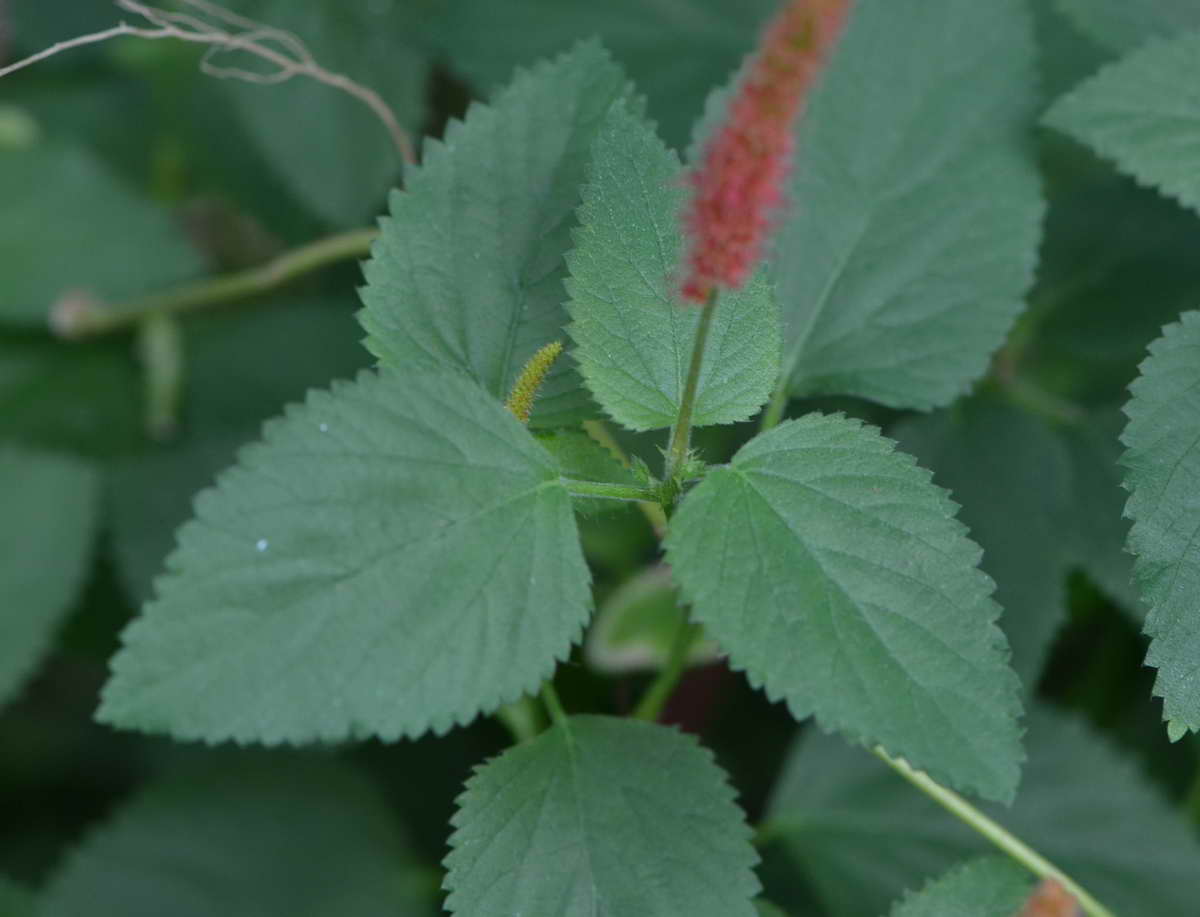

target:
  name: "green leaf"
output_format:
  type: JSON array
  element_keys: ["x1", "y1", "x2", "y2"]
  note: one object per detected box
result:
[
  {"x1": 99, "y1": 367, "x2": 592, "y2": 743},
  {"x1": 585, "y1": 564, "x2": 719, "y2": 673},
  {"x1": 1121, "y1": 310, "x2": 1200, "y2": 737},
  {"x1": 38, "y1": 758, "x2": 433, "y2": 917},
  {"x1": 1060, "y1": 411, "x2": 1140, "y2": 613},
  {"x1": 535, "y1": 428, "x2": 638, "y2": 516},
  {"x1": 218, "y1": 0, "x2": 429, "y2": 226},
  {"x1": 893, "y1": 394, "x2": 1073, "y2": 687},
  {"x1": 566, "y1": 102, "x2": 780, "y2": 432},
  {"x1": 893, "y1": 394, "x2": 1141, "y2": 684},
  {"x1": 0, "y1": 145, "x2": 204, "y2": 325},
  {"x1": 423, "y1": 0, "x2": 776, "y2": 150},
  {"x1": 444, "y1": 714, "x2": 759, "y2": 916},
  {"x1": 0, "y1": 333, "x2": 141, "y2": 457},
  {"x1": 889, "y1": 858, "x2": 1033, "y2": 917},
  {"x1": 1019, "y1": 164, "x2": 1200, "y2": 408},
  {"x1": 107, "y1": 297, "x2": 369, "y2": 603},
  {"x1": 763, "y1": 706, "x2": 1200, "y2": 916},
  {"x1": 1044, "y1": 30, "x2": 1200, "y2": 216},
  {"x1": 753, "y1": 902, "x2": 788, "y2": 917},
  {"x1": 665, "y1": 413, "x2": 1023, "y2": 802},
  {"x1": 0, "y1": 446, "x2": 99, "y2": 707},
  {"x1": 772, "y1": 0, "x2": 1042, "y2": 411},
  {"x1": 1053, "y1": 0, "x2": 1200, "y2": 52},
  {"x1": 359, "y1": 41, "x2": 635, "y2": 428},
  {"x1": 0, "y1": 875, "x2": 36, "y2": 917}
]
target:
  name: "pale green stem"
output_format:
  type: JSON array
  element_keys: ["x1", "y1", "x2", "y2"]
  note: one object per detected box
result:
[
  {"x1": 562, "y1": 478, "x2": 661, "y2": 503},
  {"x1": 633, "y1": 618, "x2": 701, "y2": 722},
  {"x1": 760, "y1": 376, "x2": 790, "y2": 433},
  {"x1": 582, "y1": 419, "x2": 669, "y2": 536},
  {"x1": 665, "y1": 289, "x2": 718, "y2": 483},
  {"x1": 540, "y1": 682, "x2": 569, "y2": 730},
  {"x1": 495, "y1": 696, "x2": 544, "y2": 744},
  {"x1": 874, "y1": 748, "x2": 1115, "y2": 917},
  {"x1": 53, "y1": 228, "x2": 379, "y2": 338},
  {"x1": 136, "y1": 312, "x2": 183, "y2": 441}
]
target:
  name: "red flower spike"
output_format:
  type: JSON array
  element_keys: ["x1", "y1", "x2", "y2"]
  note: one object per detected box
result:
[{"x1": 680, "y1": 0, "x2": 852, "y2": 304}]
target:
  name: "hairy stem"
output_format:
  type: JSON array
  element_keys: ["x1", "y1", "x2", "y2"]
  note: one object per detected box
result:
[
  {"x1": 874, "y1": 749, "x2": 1114, "y2": 917},
  {"x1": 582, "y1": 420, "x2": 669, "y2": 536},
  {"x1": 665, "y1": 289, "x2": 718, "y2": 483},
  {"x1": 633, "y1": 617, "x2": 701, "y2": 722},
  {"x1": 562, "y1": 479, "x2": 662, "y2": 503},
  {"x1": 53, "y1": 228, "x2": 378, "y2": 338}
]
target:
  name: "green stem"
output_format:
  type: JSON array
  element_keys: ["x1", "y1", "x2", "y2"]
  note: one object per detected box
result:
[
  {"x1": 495, "y1": 696, "x2": 544, "y2": 744},
  {"x1": 633, "y1": 615, "x2": 700, "y2": 722},
  {"x1": 582, "y1": 420, "x2": 669, "y2": 536},
  {"x1": 54, "y1": 228, "x2": 379, "y2": 338},
  {"x1": 540, "y1": 682, "x2": 569, "y2": 730},
  {"x1": 874, "y1": 748, "x2": 1115, "y2": 917},
  {"x1": 562, "y1": 478, "x2": 662, "y2": 503},
  {"x1": 760, "y1": 376, "x2": 789, "y2": 433},
  {"x1": 665, "y1": 289, "x2": 719, "y2": 482},
  {"x1": 136, "y1": 312, "x2": 183, "y2": 441}
]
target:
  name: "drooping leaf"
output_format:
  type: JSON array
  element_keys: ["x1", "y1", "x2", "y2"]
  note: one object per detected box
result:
[
  {"x1": 38, "y1": 758, "x2": 433, "y2": 917},
  {"x1": 444, "y1": 714, "x2": 759, "y2": 916},
  {"x1": 107, "y1": 297, "x2": 369, "y2": 603},
  {"x1": 99, "y1": 367, "x2": 592, "y2": 743},
  {"x1": 888, "y1": 858, "x2": 1033, "y2": 917},
  {"x1": 215, "y1": 0, "x2": 430, "y2": 226},
  {"x1": 585, "y1": 564, "x2": 719, "y2": 673},
  {"x1": 566, "y1": 102, "x2": 780, "y2": 432},
  {"x1": 0, "y1": 446, "x2": 99, "y2": 707},
  {"x1": 422, "y1": 0, "x2": 776, "y2": 150},
  {"x1": 1053, "y1": 0, "x2": 1200, "y2": 52},
  {"x1": 1044, "y1": 30, "x2": 1200, "y2": 216},
  {"x1": 0, "y1": 145, "x2": 204, "y2": 325},
  {"x1": 771, "y1": 0, "x2": 1042, "y2": 411},
  {"x1": 763, "y1": 706, "x2": 1200, "y2": 917},
  {"x1": 359, "y1": 41, "x2": 635, "y2": 427},
  {"x1": 666, "y1": 412, "x2": 1024, "y2": 802},
  {"x1": 1121, "y1": 310, "x2": 1200, "y2": 737}
]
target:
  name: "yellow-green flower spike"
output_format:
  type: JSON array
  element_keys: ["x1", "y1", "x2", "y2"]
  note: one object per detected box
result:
[{"x1": 505, "y1": 339, "x2": 564, "y2": 425}]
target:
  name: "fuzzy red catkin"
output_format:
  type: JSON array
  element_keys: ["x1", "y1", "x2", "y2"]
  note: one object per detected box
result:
[{"x1": 679, "y1": 0, "x2": 852, "y2": 304}]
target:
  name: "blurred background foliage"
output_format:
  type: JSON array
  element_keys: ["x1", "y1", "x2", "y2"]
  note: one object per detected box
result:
[{"x1": 1, "y1": 1, "x2": 1199, "y2": 914}]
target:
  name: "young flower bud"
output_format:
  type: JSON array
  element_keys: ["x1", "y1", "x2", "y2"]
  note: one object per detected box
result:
[
  {"x1": 505, "y1": 339, "x2": 564, "y2": 425},
  {"x1": 680, "y1": 0, "x2": 851, "y2": 304}
]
